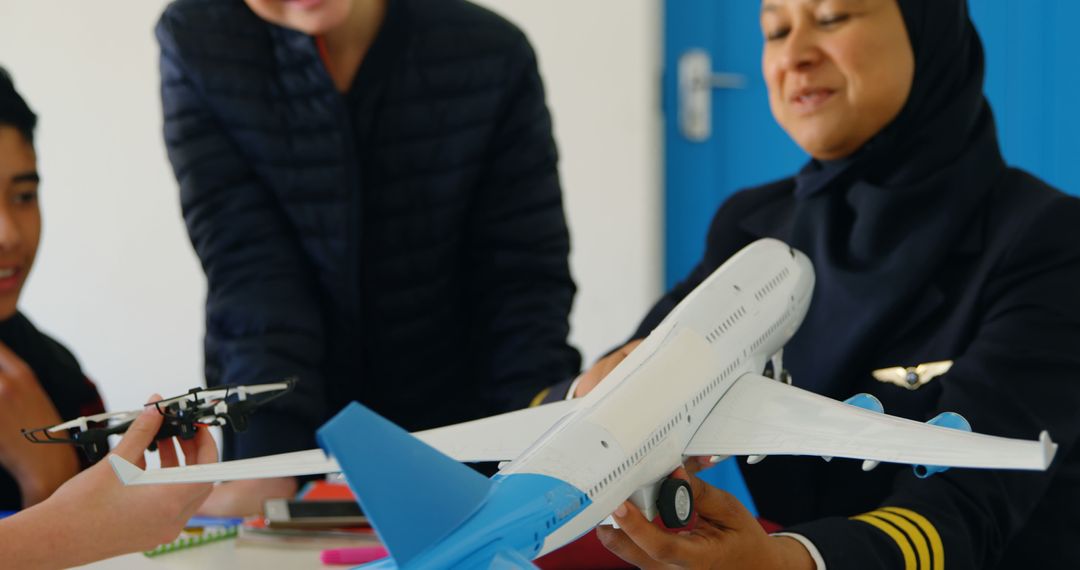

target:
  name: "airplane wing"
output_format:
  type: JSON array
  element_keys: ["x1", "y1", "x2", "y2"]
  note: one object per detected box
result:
[
  {"x1": 412, "y1": 398, "x2": 579, "y2": 462},
  {"x1": 684, "y1": 373, "x2": 1056, "y2": 470},
  {"x1": 111, "y1": 399, "x2": 580, "y2": 485},
  {"x1": 110, "y1": 449, "x2": 342, "y2": 485}
]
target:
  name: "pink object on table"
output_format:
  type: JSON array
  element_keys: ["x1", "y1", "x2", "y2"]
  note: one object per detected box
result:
[{"x1": 320, "y1": 546, "x2": 389, "y2": 565}]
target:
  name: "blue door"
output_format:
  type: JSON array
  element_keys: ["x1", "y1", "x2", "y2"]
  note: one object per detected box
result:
[{"x1": 663, "y1": 1, "x2": 1080, "y2": 288}]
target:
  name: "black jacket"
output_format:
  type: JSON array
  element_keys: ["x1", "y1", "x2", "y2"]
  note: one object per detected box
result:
[
  {"x1": 156, "y1": 0, "x2": 580, "y2": 459},
  {"x1": 0, "y1": 313, "x2": 104, "y2": 509},
  {"x1": 634, "y1": 166, "x2": 1080, "y2": 568}
]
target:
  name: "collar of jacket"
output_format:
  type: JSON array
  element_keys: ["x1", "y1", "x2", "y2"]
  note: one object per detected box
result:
[
  {"x1": 266, "y1": 0, "x2": 413, "y2": 96},
  {"x1": 734, "y1": 121, "x2": 1004, "y2": 260}
]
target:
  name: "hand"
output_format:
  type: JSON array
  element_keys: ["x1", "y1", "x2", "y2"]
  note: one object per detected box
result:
[
  {"x1": 2, "y1": 394, "x2": 218, "y2": 568},
  {"x1": 199, "y1": 477, "x2": 298, "y2": 517},
  {"x1": 0, "y1": 341, "x2": 79, "y2": 506},
  {"x1": 596, "y1": 468, "x2": 815, "y2": 570},
  {"x1": 574, "y1": 339, "x2": 643, "y2": 397},
  {"x1": 683, "y1": 455, "x2": 719, "y2": 477}
]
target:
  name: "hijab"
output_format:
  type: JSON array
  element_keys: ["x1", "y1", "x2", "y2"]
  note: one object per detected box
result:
[{"x1": 763, "y1": 0, "x2": 1006, "y2": 397}]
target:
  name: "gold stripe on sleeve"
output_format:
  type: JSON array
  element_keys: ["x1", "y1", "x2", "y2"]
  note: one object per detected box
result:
[
  {"x1": 882, "y1": 507, "x2": 944, "y2": 570},
  {"x1": 871, "y1": 510, "x2": 930, "y2": 570},
  {"x1": 529, "y1": 387, "x2": 551, "y2": 408},
  {"x1": 852, "y1": 514, "x2": 918, "y2": 570}
]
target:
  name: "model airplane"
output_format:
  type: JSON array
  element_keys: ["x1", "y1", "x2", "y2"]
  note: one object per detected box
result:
[
  {"x1": 23, "y1": 379, "x2": 294, "y2": 462},
  {"x1": 108, "y1": 239, "x2": 1057, "y2": 569}
]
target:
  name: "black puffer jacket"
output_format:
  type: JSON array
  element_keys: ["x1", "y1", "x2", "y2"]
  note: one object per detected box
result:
[{"x1": 157, "y1": 0, "x2": 580, "y2": 459}]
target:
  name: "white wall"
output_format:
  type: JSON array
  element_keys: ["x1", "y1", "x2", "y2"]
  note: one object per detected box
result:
[
  {"x1": 473, "y1": 0, "x2": 664, "y2": 367},
  {"x1": 0, "y1": 0, "x2": 662, "y2": 414}
]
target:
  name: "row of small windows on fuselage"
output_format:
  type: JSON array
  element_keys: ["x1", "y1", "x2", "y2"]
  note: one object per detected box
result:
[
  {"x1": 691, "y1": 355, "x2": 741, "y2": 410},
  {"x1": 705, "y1": 305, "x2": 748, "y2": 344},
  {"x1": 542, "y1": 493, "x2": 589, "y2": 532},
  {"x1": 585, "y1": 409, "x2": 691, "y2": 499},
  {"x1": 709, "y1": 267, "x2": 792, "y2": 346},
  {"x1": 749, "y1": 304, "x2": 794, "y2": 354},
  {"x1": 754, "y1": 266, "x2": 791, "y2": 303}
]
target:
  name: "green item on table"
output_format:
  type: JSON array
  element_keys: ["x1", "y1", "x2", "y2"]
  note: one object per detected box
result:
[{"x1": 143, "y1": 526, "x2": 238, "y2": 557}]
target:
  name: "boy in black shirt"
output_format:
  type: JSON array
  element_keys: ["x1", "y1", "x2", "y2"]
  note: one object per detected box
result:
[{"x1": 0, "y1": 67, "x2": 105, "y2": 509}]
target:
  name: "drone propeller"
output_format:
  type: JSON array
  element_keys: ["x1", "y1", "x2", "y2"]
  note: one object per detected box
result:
[
  {"x1": 41, "y1": 409, "x2": 141, "y2": 434},
  {"x1": 226, "y1": 381, "x2": 295, "y2": 400},
  {"x1": 150, "y1": 379, "x2": 296, "y2": 418}
]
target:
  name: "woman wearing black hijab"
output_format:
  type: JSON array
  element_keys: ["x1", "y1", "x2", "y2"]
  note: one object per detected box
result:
[{"x1": 588, "y1": 0, "x2": 1080, "y2": 568}]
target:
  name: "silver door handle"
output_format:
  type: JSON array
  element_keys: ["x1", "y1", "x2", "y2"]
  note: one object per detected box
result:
[{"x1": 678, "y1": 49, "x2": 747, "y2": 142}]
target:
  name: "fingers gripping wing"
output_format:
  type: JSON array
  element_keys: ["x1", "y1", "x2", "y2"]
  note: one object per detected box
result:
[{"x1": 684, "y1": 373, "x2": 1056, "y2": 471}]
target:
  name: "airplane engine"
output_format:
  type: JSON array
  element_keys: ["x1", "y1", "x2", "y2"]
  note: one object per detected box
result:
[
  {"x1": 913, "y1": 412, "x2": 972, "y2": 478},
  {"x1": 843, "y1": 393, "x2": 884, "y2": 414},
  {"x1": 821, "y1": 394, "x2": 886, "y2": 468}
]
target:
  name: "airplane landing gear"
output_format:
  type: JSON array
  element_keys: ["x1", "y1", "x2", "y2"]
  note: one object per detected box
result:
[
  {"x1": 763, "y1": 349, "x2": 793, "y2": 384},
  {"x1": 657, "y1": 478, "x2": 693, "y2": 528}
]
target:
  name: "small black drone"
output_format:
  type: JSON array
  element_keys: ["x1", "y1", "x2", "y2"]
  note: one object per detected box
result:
[{"x1": 22, "y1": 379, "x2": 295, "y2": 463}]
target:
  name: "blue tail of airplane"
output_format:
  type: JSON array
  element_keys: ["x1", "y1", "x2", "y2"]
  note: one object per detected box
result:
[{"x1": 317, "y1": 403, "x2": 494, "y2": 568}]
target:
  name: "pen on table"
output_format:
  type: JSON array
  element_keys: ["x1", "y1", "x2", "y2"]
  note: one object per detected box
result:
[
  {"x1": 184, "y1": 515, "x2": 244, "y2": 529},
  {"x1": 321, "y1": 546, "x2": 389, "y2": 565}
]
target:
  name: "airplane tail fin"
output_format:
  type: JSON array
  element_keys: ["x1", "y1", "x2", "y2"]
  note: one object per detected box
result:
[{"x1": 317, "y1": 403, "x2": 493, "y2": 568}]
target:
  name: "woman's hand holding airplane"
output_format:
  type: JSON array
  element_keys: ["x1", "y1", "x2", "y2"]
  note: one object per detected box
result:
[
  {"x1": 573, "y1": 339, "x2": 643, "y2": 397},
  {"x1": 596, "y1": 468, "x2": 814, "y2": 570}
]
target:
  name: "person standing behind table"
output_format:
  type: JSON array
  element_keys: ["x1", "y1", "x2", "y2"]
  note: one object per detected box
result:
[
  {"x1": 0, "y1": 67, "x2": 106, "y2": 510},
  {"x1": 578, "y1": 0, "x2": 1080, "y2": 568},
  {"x1": 156, "y1": 0, "x2": 581, "y2": 515}
]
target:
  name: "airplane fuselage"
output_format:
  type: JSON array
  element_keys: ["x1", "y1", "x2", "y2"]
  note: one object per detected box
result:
[{"x1": 423, "y1": 239, "x2": 815, "y2": 564}]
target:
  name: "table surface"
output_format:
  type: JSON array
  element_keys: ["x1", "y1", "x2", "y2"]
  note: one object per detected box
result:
[{"x1": 77, "y1": 539, "x2": 330, "y2": 569}]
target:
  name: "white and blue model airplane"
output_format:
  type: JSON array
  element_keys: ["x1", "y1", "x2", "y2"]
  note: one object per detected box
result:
[{"x1": 109, "y1": 238, "x2": 1057, "y2": 569}]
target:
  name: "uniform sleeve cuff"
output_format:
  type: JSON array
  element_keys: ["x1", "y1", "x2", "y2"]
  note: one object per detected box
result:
[
  {"x1": 784, "y1": 516, "x2": 910, "y2": 570},
  {"x1": 773, "y1": 532, "x2": 827, "y2": 570},
  {"x1": 564, "y1": 375, "x2": 583, "y2": 399},
  {"x1": 536, "y1": 378, "x2": 576, "y2": 405}
]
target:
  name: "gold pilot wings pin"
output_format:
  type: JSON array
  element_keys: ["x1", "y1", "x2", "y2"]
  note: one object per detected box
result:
[{"x1": 872, "y1": 360, "x2": 954, "y2": 390}]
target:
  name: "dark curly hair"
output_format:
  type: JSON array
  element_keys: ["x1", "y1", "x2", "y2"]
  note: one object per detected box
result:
[{"x1": 0, "y1": 66, "x2": 37, "y2": 144}]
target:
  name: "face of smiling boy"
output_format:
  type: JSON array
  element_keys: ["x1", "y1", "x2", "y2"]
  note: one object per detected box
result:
[{"x1": 0, "y1": 126, "x2": 41, "y2": 319}]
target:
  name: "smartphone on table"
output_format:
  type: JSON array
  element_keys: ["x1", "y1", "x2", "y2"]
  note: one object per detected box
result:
[{"x1": 264, "y1": 499, "x2": 368, "y2": 529}]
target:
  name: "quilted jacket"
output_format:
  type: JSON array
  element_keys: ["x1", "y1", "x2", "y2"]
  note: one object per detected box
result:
[{"x1": 157, "y1": 0, "x2": 581, "y2": 459}]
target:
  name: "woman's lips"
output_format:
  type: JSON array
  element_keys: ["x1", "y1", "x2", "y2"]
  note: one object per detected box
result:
[
  {"x1": 790, "y1": 88, "x2": 836, "y2": 115},
  {"x1": 0, "y1": 267, "x2": 22, "y2": 294},
  {"x1": 284, "y1": 0, "x2": 325, "y2": 10}
]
